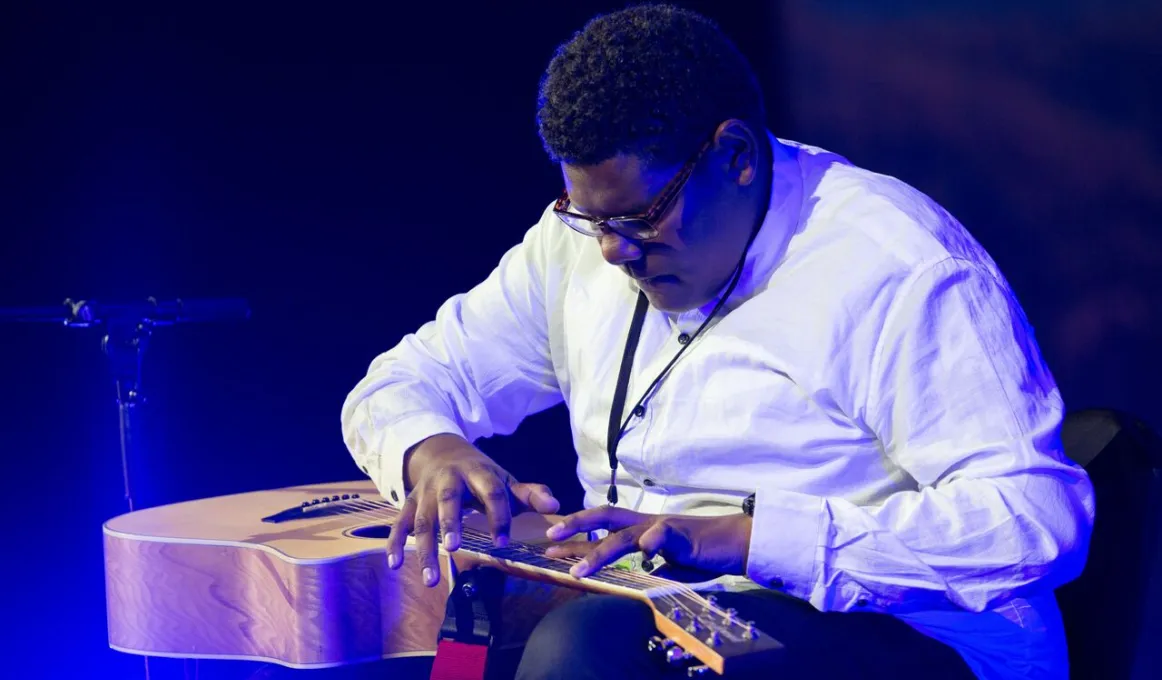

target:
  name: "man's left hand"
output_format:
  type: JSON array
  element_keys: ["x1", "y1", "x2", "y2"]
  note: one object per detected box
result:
[{"x1": 543, "y1": 506, "x2": 753, "y2": 579}]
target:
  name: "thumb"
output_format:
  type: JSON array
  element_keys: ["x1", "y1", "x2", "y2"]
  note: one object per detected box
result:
[{"x1": 510, "y1": 482, "x2": 560, "y2": 514}]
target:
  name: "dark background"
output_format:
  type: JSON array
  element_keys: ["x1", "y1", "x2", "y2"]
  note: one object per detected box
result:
[{"x1": 0, "y1": 1, "x2": 1158, "y2": 677}]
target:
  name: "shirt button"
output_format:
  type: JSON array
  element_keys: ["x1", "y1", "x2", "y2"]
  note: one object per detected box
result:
[
  {"x1": 632, "y1": 405, "x2": 646, "y2": 418},
  {"x1": 677, "y1": 333, "x2": 691, "y2": 345},
  {"x1": 642, "y1": 478, "x2": 656, "y2": 487}
]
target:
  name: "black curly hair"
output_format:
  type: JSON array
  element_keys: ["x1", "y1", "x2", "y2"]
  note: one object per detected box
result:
[{"x1": 537, "y1": 4, "x2": 765, "y2": 169}]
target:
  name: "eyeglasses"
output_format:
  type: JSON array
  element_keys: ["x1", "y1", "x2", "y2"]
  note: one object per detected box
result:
[{"x1": 553, "y1": 139, "x2": 712, "y2": 241}]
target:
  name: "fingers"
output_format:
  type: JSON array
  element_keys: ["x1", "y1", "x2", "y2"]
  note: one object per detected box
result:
[
  {"x1": 568, "y1": 527, "x2": 643, "y2": 578},
  {"x1": 637, "y1": 519, "x2": 673, "y2": 559},
  {"x1": 435, "y1": 471, "x2": 465, "y2": 552},
  {"x1": 411, "y1": 498, "x2": 441, "y2": 587},
  {"x1": 546, "y1": 505, "x2": 643, "y2": 542},
  {"x1": 543, "y1": 542, "x2": 591, "y2": 560},
  {"x1": 464, "y1": 463, "x2": 512, "y2": 547},
  {"x1": 511, "y1": 482, "x2": 560, "y2": 514},
  {"x1": 386, "y1": 495, "x2": 417, "y2": 571}
]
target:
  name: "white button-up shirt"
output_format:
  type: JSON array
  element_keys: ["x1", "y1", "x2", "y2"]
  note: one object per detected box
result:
[{"x1": 342, "y1": 135, "x2": 1094, "y2": 679}]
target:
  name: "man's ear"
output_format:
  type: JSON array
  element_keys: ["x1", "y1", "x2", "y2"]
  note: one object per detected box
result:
[{"x1": 712, "y1": 119, "x2": 761, "y2": 187}]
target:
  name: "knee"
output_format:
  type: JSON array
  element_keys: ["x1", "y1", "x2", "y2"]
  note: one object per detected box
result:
[{"x1": 516, "y1": 595, "x2": 656, "y2": 680}]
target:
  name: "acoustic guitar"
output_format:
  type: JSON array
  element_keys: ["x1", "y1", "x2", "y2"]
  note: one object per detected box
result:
[{"x1": 104, "y1": 480, "x2": 783, "y2": 676}]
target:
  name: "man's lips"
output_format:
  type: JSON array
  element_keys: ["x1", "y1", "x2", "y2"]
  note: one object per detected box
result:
[{"x1": 633, "y1": 274, "x2": 679, "y2": 286}]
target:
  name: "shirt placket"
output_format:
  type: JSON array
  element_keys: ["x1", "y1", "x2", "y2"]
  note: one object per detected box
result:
[{"x1": 619, "y1": 312, "x2": 703, "y2": 514}]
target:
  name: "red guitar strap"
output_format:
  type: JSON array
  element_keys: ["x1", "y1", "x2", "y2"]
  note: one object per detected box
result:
[
  {"x1": 429, "y1": 639, "x2": 489, "y2": 680},
  {"x1": 429, "y1": 568, "x2": 505, "y2": 680}
]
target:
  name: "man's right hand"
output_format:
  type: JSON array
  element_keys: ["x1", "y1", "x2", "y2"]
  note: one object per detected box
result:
[{"x1": 385, "y1": 433, "x2": 560, "y2": 587}]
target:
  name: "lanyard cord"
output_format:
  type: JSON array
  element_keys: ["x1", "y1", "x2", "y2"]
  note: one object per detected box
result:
[{"x1": 604, "y1": 222, "x2": 762, "y2": 505}]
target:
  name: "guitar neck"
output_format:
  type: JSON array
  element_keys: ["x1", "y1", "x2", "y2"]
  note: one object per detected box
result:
[
  {"x1": 446, "y1": 529, "x2": 782, "y2": 676},
  {"x1": 448, "y1": 528, "x2": 675, "y2": 601}
]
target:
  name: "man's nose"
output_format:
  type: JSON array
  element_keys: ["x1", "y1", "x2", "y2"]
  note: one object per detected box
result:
[{"x1": 598, "y1": 230, "x2": 643, "y2": 266}]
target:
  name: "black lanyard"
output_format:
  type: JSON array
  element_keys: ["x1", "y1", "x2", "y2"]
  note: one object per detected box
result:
[
  {"x1": 605, "y1": 291, "x2": 650, "y2": 505},
  {"x1": 603, "y1": 236, "x2": 757, "y2": 505}
]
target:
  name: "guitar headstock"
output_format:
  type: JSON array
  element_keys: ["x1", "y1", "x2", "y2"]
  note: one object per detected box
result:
[{"x1": 646, "y1": 591, "x2": 783, "y2": 676}]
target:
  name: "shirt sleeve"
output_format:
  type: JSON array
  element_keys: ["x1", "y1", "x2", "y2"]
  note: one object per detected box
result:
[
  {"x1": 340, "y1": 209, "x2": 566, "y2": 505},
  {"x1": 746, "y1": 256, "x2": 1096, "y2": 614}
]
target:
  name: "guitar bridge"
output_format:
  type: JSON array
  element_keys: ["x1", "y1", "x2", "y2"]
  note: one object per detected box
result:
[{"x1": 260, "y1": 493, "x2": 373, "y2": 523}]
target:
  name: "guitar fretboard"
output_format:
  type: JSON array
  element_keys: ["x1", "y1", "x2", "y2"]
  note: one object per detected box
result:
[{"x1": 456, "y1": 528, "x2": 659, "y2": 593}]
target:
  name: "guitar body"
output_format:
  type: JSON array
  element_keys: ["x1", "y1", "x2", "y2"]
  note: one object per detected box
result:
[
  {"x1": 105, "y1": 480, "x2": 781, "y2": 675},
  {"x1": 104, "y1": 480, "x2": 446, "y2": 668}
]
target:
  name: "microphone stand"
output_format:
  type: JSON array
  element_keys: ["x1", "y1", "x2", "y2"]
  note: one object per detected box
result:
[{"x1": 0, "y1": 297, "x2": 250, "y2": 513}]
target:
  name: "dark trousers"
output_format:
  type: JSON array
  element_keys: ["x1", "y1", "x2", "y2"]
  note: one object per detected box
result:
[{"x1": 514, "y1": 590, "x2": 978, "y2": 679}]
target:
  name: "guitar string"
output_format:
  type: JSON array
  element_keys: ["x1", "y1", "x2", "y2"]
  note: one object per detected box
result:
[
  {"x1": 328, "y1": 498, "x2": 704, "y2": 621},
  {"x1": 337, "y1": 498, "x2": 695, "y2": 596},
  {"x1": 353, "y1": 501, "x2": 766, "y2": 647},
  {"x1": 311, "y1": 496, "x2": 746, "y2": 633},
  {"x1": 344, "y1": 500, "x2": 713, "y2": 631}
]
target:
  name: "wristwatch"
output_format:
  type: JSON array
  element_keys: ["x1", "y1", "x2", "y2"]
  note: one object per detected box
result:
[{"x1": 742, "y1": 493, "x2": 755, "y2": 517}]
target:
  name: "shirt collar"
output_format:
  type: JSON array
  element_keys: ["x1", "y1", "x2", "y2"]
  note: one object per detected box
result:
[{"x1": 660, "y1": 132, "x2": 805, "y2": 327}]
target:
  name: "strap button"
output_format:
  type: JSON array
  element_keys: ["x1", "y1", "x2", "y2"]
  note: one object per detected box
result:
[{"x1": 632, "y1": 405, "x2": 646, "y2": 418}]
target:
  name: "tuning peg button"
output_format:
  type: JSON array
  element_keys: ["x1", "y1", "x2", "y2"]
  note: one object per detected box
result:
[{"x1": 665, "y1": 647, "x2": 691, "y2": 665}]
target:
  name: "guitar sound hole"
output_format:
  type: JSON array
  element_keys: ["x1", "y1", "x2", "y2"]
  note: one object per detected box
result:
[{"x1": 347, "y1": 524, "x2": 391, "y2": 540}]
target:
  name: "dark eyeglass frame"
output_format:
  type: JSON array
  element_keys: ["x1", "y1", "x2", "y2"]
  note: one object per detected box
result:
[{"x1": 553, "y1": 139, "x2": 713, "y2": 241}]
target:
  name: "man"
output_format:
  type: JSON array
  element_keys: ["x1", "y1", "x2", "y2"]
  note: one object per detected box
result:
[{"x1": 342, "y1": 5, "x2": 1094, "y2": 679}]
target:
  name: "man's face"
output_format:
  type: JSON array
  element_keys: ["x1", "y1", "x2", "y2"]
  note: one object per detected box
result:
[{"x1": 561, "y1": 143, "x2": 755, "y2": 313}]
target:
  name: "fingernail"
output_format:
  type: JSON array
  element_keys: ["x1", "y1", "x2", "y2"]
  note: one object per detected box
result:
[
  {"x1": 547, "y1": 522, "x2": 565, "y2": 538},
  {"x1": 494, "y1": 535, "x2": 509, "y2": 548},
  {"x1": 443, "y1": 532, "x2": 459, "y2": 550},
  {"x1": 423, "y1": 567, "x2": 436, "y2": 585},
  {"x1": 387, "y1": 553, "x2": 398, "y2": 569},
  {"x1": 570, "y1": 560, "x2": 589, "y2": 578}
]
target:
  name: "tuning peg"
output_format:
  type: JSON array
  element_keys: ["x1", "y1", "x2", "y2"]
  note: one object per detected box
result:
[
  {"x1": 744, "y1": 620, "x2": 758, "y2": 640},
  {"x1": 685, "y1": 618, "x2": 702, "y2": 633},
  {"x1": 667, "y1": 608, "x2": 683, "y2": 621},
  {"x1": 341, "y1": 494, "x2": 350, "y2": 500},
  {"x1": 704, "y1": 631, "x2": 721, "y2": 647},
  {"x1": 686, "y1": 666, "x2": 712, "y2": 677},
  {"x1": 352, "y1": 493, "x2": 360, "y2": 498},
  {"x1": 723, "y1": 607, "x2": 738, "y2": 621},
  {"x1": 665, "y1": 646, "x2": 691, "y2": 665},
  {"x1": 647, "y1": 636, "x2": 675, "y2": 653},
  {"x1": 704, "y1": 595, "x2": 717, "y2": 609}
]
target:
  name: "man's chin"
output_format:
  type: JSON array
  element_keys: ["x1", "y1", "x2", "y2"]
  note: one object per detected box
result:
[{"x1": 639, "y1": 286, "x2": 702, "y2": 314}]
